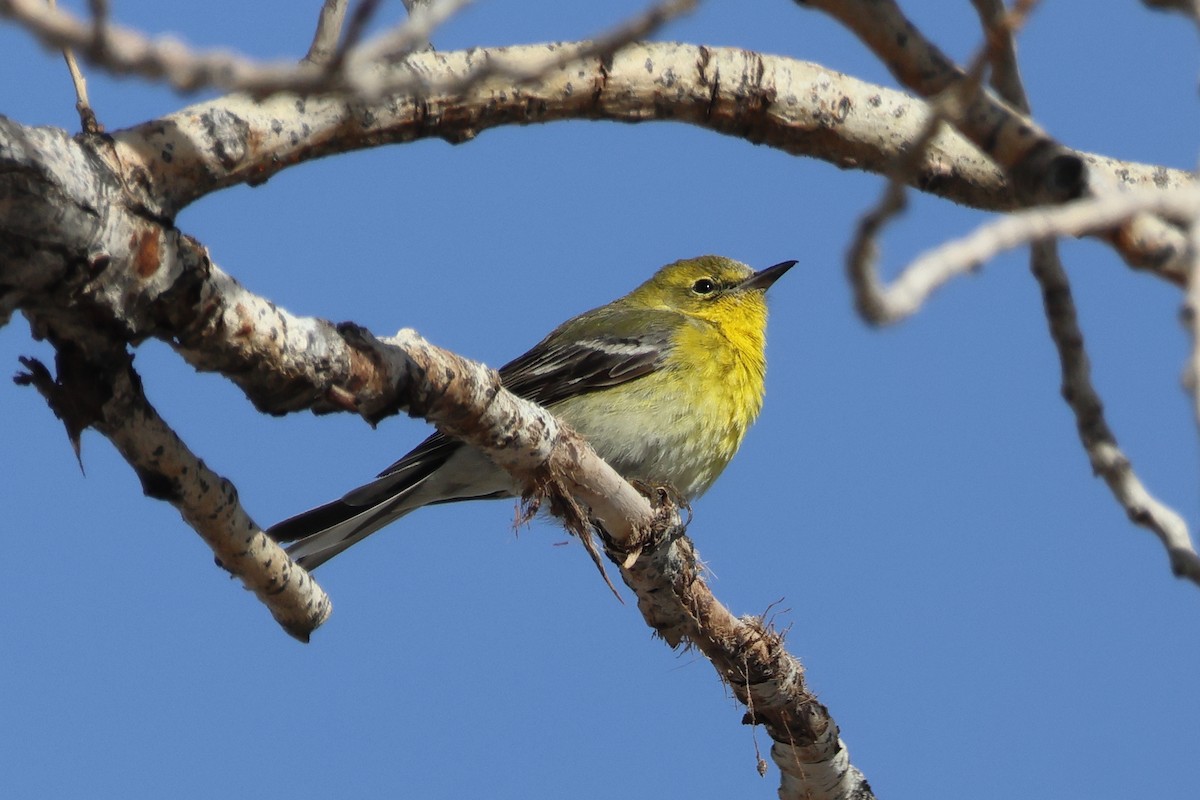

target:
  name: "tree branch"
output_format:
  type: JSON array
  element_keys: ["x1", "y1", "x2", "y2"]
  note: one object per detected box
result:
[
  {"x1": 93, "y1": 44, "x2": 1188, "y2": 285},
  {"x1": 797, "y1": 0, "x2": 1191, "y2": 280},
  {"x1": 0, "y1": 0, "x2": 695, "y2": 98},
  {"x1": 1032, "y1": 241, "x2": 1200, "y2": 583},
  {"x1": 851, "y1": 186, "x2": 1200, "y2": 325},
  {"x1": 356, "y1": 326, "x2": 873, "y2": 798},
  {"x1": 14, "y1": 344, "x2": 332, "y2": 640},
  {"x1": 604, "y1": 508, "x2": 871, "y2": 799},
  {"x1": 1, "y1": 101, "x2": 875, "y2": 791},
  {"x1": 304, "y1": 0, "x2": 349, "y2": 65},
  {"x1": 839, "y1": 0, "x2": 1200, "y2": 586}
]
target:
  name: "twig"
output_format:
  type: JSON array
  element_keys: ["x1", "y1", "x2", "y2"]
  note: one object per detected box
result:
[
  {"x1": 970, "y1": 0, "x2": 1038, "y2": 113},
  {"x1": 604, "y1": 503, "x2": 872, "y2": 800},
  {"x1": 0, "y1": 0, "x2": 691, "y2": 100},
  {"x1": 854, "y1": 186, "x2": 1200, "y2": 325},
  {"x1": 330, "y1": 0, "x2": 386, "y2": 68},
  {"x1": 983, "y1": 0, "x2": 1200, "y2": 586},
  {"x1": 1183, "y1": 206, "x2": 1200, "y2": 490},
  {"x1": 46, "y1": 0, "x2": 101, "y2": 133},
  {"x1": 847, "y1": 0, "x2": 1037, "y2": 324},
  {"x1": 304, "y1": 0, "x2": 348, "y2": 65},
  {"x1": 342, "y1": 0, "x2": 471, "y2": 70},
  {"x1": 1031, "y1": 242, "x2": 1200, "y2": 584},
  {"x1": 799, "y1": 0, "x2": 1190, "y2": 279},
  {"x1": 1142, "y1": 0, "x2": 1200, "y2": 26},
  {"x1": 14, "y1": 348, "x2": 333, "y2": 640}
]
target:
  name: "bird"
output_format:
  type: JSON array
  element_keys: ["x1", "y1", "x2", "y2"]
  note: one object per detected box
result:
[{"x1": 269, "y1": 255, "x2": 796, "y2": 570}]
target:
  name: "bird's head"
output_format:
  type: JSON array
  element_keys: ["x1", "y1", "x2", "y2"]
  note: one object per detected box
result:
[{"x1": 625, "y1": 255, "x2": 797, "y2": 326}]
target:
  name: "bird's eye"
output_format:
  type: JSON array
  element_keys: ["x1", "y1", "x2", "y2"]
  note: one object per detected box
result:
[{"x1": 692, "y1": 278, "x2": 717, "y2": 295}]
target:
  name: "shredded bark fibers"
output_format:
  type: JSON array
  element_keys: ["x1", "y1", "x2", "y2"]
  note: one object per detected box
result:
[{"x1": 525, "y1": 472, "x2": 622, "y2": 601}]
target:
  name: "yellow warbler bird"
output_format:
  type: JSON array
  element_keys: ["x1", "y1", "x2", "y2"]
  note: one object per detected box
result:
[{"x1": 270, "y1": 255, "x2": 795, "y2": 569}]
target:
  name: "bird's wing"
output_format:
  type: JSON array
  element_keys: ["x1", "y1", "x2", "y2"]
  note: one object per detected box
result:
[
  {"x1": 281, "y1": 306, "x2": 673, "y2": 504},
  {"x1": 269, "y1": 308, "x2": 680, "y2": 566},
  {"x1": 497, "y1": 306, "x2": 678, "y2": 406},
  {"x1": 363, "y1": 307, "x2": 679, "y2": 485}
]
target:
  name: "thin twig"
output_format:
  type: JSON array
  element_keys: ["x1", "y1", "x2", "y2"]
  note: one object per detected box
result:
[
  {"x1": 1184, "y1": 205, "x2": 1200, "y2": 486},
  {"x1": 1142, "y1": 0, "x2": 1200, "y2": 27},
  {"x1": 304, "y1": 0, "x2": 349, "y2": 65},
  {"x1": 1031, "y1": 242, "x2": 1200, "y2": 584},
  {"x1": 970, "y1": 0, "x2": 1039, "y2": 114},
  {"x1": 855, "y1": 186, "x2": 1200, "y2": 325},
  {"x1": 847, "y1": 0, "x2": 1038, "y2": 323},
  {"x1": 983, "y1": 0, "x2": 1200, "y2": 586},
  {"x1": 46, "y1": 0, "x2": 101, "y2": 133},
  {"x1": 330, "y1": 0, "x2": 385, "y2": 69},
  {"x1": 0, "y1": 0, "x2": 691, "y2": 100},
  {"x1": 344, "y1": 0, "x2": 470, "y2": 67}
]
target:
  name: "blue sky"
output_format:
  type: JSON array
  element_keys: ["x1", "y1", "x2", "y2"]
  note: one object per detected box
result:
[{"x1": 2, "y1": 2, "x2": 1199, "y2": 798}]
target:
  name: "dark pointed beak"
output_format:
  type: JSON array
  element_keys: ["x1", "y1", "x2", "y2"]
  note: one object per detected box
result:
[{"x1": 737, "y1": 260, "x2": 798, "y2": 292}]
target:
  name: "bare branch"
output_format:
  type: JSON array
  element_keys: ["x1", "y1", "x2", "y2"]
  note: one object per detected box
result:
[
  {"x1": 854, "y1": 186, "x2": 1200, "y2": 325},
  {"x1": 111, "y1": 44, "x2": 1016, "y2": 218},
  {"x1": 304, "y1": 0, "x2": 349, "y2": 65},
  {"x1": 841, "y1": 0, "x2": 1200, "y2": 585},
  {"x1": 14, "y1": 347, "x2": 332, "y2": 640},
  {"x1": 45, "y1": 0, "x2": 102, "y2": 133},
  {"x1": 1031, "y1": 242, "x2": 1200, "y2": 584},
  {"x1": 1142, "y1": 0, "x2": 1200, "y2": 25},
  {"x1": 94, "y1": 45, "x2": 1188, "y2": 285},
  {"x1": 848, "y1": 0, "x2": 1038, "y2": 323},
  {"x1": 970, "y1": 0, "x2": 1038, "y2": 114},
  {"x1": 0, "y1": 0, "x2": 692, "y2": 99},
  {"x1": 798, "y1": 0, "x2": 1190, "y2": 279},
  {"x1": 605, "y1": 512, "x2": 872, "y2": 800}
]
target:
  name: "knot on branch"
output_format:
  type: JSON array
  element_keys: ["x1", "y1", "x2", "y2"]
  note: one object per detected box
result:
[
  {"x1": 1010, "y1": 143, "x2": 1087, "y2": 204},
  {"x1": 331, "y1": 321, "x2": 396, "y2": 422},
  {"x1": 730, "y1": 616, "x2": 821, "y2": 740},
  {"x1": 599, "y1": 481, "x2": 689, "y2": 567},
  {"x1": 14, "y1": 343, "x2": 130, "y2": 467}
]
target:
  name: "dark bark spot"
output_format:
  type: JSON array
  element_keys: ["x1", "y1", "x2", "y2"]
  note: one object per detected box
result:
[
  {"x1": 199, "y1": 108, "x2": 250, "y2": 170},
  {"x1": 135, "y1": 465, "x2": 180, "y2": 501}
]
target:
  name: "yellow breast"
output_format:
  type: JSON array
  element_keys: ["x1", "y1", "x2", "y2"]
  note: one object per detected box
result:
[{"x1": 553, "y1": 313, "x2": 767, "y2": 499}]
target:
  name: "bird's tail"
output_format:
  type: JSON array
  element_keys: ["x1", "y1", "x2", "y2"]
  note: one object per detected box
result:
[
  {"x1": 267, "y1": 488, "x2": 419, "y2": 571},
  {"x1": 267, "y1": 445, "x2": 453, "y2": 570},
  {"x1": 267, "y1": 433, "x2": 511, "y2": 571}
]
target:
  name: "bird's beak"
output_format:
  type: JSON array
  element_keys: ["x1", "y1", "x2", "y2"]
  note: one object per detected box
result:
[{"x1": 737, "y1": 260, "x2": 798, "y2": 292}]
